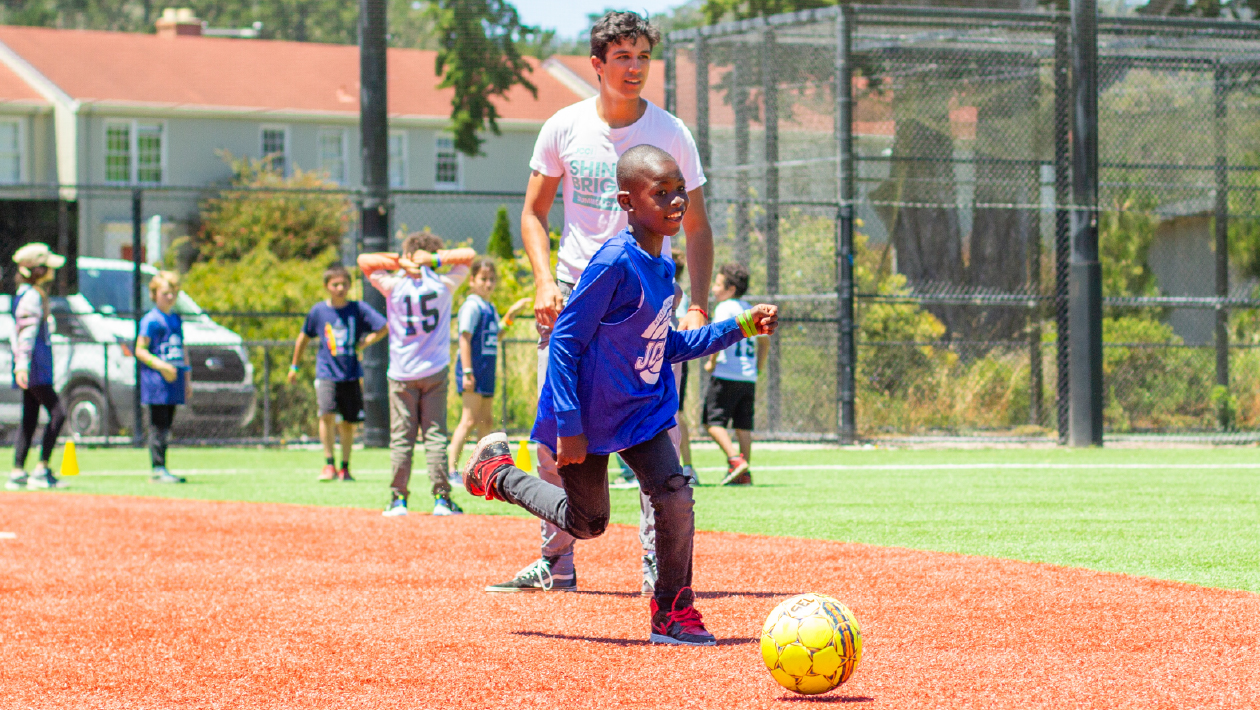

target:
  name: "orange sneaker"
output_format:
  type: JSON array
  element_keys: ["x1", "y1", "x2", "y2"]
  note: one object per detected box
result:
[{"x1": 319, "y1": 464, "x2": 337, "y2": 481}]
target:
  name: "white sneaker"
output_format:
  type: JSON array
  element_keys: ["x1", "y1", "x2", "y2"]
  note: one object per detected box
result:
[
  {"x1": 27, "y1": 467, "x2": 66, "y2": 489},
  {"x1": 432, "y1": 494, "x2": 464, "y2": 516},
  {"x1": 5, "y1": 471, "x2": 28, "y2": 491},
  {"x1": 447, "y1": 470, "x2": 463, "y2": 486},
  {"x1": 382, "y1": 497, "x2": 408, "y2": 517}
]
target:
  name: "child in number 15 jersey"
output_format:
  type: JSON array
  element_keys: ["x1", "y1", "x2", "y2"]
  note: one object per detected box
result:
[{"x1": 358, "y1": 231, "x2": 476, "y2": 518}]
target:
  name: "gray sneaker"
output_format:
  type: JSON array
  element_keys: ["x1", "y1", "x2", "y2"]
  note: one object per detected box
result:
[
  {"x1": 485, "y1": 556, "x2": 576, "y2": 592},
  {"x1": 27, "y1": 467, "x2": 66, "y2": 489},
  {"x1": 5, "y1": 471, "x2": 29, "y2": 491},
  {"x1": 641, "y1": 553, "x2": 659, "y2": 597},
  {"x1": 150, "y1": 467, "x2": 186, "y2": 484}
]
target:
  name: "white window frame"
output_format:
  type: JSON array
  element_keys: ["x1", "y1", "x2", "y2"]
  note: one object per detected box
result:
[
  {"x1": 388, "y1": 130, "x2": 408, "y2": 189},
  {"x1": 434, "y1": 133, "x2": 462, "y2": 190},
  {"x1": 318, "y1": 127, "x2": 347, "y2": 185},
  {"x1": 0, "y1": 117, "x2": 24, "y2": 184},
  {"x1": 260, "y1": 124, "x2": 291, "y2": 176},
  {"x1": 103, "y1": 119, "x2": 167, "y2": 185}
]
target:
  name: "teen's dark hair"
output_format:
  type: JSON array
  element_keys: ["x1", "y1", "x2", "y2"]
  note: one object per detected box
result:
[
  {"x1": 590, "y1": 11, "x2": 660, "y2": 62},
  {"x1": 718, "y1": 262, "x2": 750, "y2": 299},
  {"x1": 469, "y1": 256, "x2": 496, "y2": 278},
  {"x1": 401, "y1": 230, "x2": 443, "y2": 256},
  {"x1": 323, "y1": 263, "x2": 351, "y2": 285}
]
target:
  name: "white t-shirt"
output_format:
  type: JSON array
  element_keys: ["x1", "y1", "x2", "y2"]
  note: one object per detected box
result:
[
  {"x1": 530, "y1": 97, "x2": 706, "y2": 284},
  {"x1": 368, "y1": 265, "x2": 468, "y2": 381},
  {"x1": 712, "y1": 298, "x2": 759, "y2": 382}
]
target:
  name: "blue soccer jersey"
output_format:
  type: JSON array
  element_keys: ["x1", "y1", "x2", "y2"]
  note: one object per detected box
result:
[
  {"x1": 531, "y1": 230, "x2": 749, "y2": 455},
  {"x1": 455, "y1": 294, "x2": 499, "y2": 396},
  {"x1": 138, "y1": 308, "x2": 187, "y2": 405},
  {"x1": 301, "y1": 300, "x2": 386, "y2": 382}
]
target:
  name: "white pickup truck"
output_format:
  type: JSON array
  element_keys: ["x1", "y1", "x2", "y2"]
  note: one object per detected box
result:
[{"x1": 0, "y1": 257, "x2": 256, "y2": 439}]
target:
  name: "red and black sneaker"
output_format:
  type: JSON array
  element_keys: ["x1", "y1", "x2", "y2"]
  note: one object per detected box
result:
[
  {"x1": 649, "y1": 587, "x2": 716, "y2": 646},
  {"x1": 463, "y1": 432, "x2": 514, "y2": 501},
  {"x1": 337, "y1": 465, "x2": 354, "y2": 482}
]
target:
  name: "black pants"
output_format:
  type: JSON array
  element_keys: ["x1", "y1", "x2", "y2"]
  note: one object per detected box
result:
[
  {"x1": 149, "y1": 404, "x2": 177, "y2": 469},
  {"x1": 14, "y1": 384, "x2": 66, "y2": 468},
  {"x1": 497, "y1": 429, "x2": 694, "y2": 608}
]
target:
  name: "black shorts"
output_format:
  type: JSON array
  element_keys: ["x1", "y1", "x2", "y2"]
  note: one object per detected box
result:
[
  {"x1": 315, "y1": 379, "x2": 364, "y2": 423},
  {"x1": 678, "y1": 360, "x2": 689, "y2": 402},
  {"x1": 702, "y1": 377, "x2": 756, "y2": 431}
]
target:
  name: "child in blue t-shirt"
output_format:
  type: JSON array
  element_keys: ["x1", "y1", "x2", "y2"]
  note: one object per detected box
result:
[
  {"x1": 446, "y1": 256, "x2": 529, "y2": 479},
  {"x1": 136, "y1": 271, "x2": 191, "y2": 484},
  {"x1": 461, "y1": 145, "x2": 778, "y2": 646},
  {"x1": 288, "y1": 264, "x2": 387, "y2": 482}
]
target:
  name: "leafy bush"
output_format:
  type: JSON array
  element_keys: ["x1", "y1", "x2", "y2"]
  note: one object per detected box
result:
[{"x1": 197, "y1": 154, "x2": 353, "y2": 262}]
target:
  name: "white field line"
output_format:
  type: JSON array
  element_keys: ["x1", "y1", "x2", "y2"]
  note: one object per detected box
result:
[{"x1": 72, "y1": 462, "x2": 1260, "y2": 477}]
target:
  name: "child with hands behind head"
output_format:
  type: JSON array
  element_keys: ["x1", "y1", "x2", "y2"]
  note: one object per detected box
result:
[{"x1": 461, "y1": 144, "x2": 777, "y2": 646}]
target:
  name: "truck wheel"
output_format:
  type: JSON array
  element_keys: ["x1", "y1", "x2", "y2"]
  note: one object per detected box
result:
[{"x1": 65, "y1": 386, "x2": 113, "y2": 438}]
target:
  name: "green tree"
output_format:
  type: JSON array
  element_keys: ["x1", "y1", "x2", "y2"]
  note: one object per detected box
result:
[
  {"x1": 424, "y1": 0, "x2": 538, "y2": 156},
  {"x1": 197, "y1": 153, "x2": 353, "y2": 262},
  {"x1": 486, "y1": 205, "x2": 515, "y2": 260}
]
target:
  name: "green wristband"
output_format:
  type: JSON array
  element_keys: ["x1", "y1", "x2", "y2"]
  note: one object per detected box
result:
[{"x1": 737, "y1": 310, "x2": 757, "y2": 338}]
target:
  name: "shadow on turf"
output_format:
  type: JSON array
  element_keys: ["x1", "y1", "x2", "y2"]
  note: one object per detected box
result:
[
  {"x1": 512, "y1": 631, "x2": 757, "y2": 646},
  {"x1": 778, "y1": 696, "x2": 874, "y2": 703},
  {"x1": 572, "y1": 590, "x2": 794, "y2": 599}
]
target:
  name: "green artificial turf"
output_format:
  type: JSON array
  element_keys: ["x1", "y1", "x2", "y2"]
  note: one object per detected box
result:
[{"x1": 5, "y1": 444, "x2": 1259, "y2": 593}]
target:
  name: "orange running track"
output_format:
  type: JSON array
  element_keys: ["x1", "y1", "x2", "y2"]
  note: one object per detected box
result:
[{"x1": 1, "y1": 494, "x2": 1258, "y2": 709}]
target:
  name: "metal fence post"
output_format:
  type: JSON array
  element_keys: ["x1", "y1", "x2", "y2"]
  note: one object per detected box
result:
[
  {"x1": 695, "y1": 34, "x2": 710, "y2": 172},
  {"x1": 262, "y1": 345, "x2": 271, "y2": 443},
  {"x1": 1054, "y1": 19, "x2": 1072, "y2": 445},
  {"x1": 102, "y1": 341, "x2": 110, "y2": 446},
  {"x1": 835, "y1": 5, "x2": 857, "y2": 445},
  {"x1": 1069, "y1": 0, "x2": 1104, "y2": 446},
  {"x1": 664, "y1": 41, "x2": 677, "y2": 116},
  {"x1": 763, "y1": 28, "x2": 781, "y2": 432},
  {"x1": 1214, "y1": 62, "x2": 1231, "y2": 429},
  {"x1": 733, "y1": 56, "x2": 751, "y2": 266},
  {"x1": 359, "y1": 0, "x2": 391, "y2": 448},
  {"x1": 131, "y1": 188, "x2": 144, "y2": 448}
]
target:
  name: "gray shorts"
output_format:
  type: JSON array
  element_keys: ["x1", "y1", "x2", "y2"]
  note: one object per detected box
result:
[{"x1": 315, "y1": 379, "x2": 364, "y2": 423}]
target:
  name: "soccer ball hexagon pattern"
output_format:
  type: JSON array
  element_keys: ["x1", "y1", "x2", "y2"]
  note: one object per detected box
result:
[{"x1": 760, "y1": 593, "x2": 862, "y2": 695}]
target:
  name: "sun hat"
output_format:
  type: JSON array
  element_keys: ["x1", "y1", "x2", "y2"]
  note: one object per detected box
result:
[{"x1": 12, "y1": 242, "x2": 66, "y2": 276}]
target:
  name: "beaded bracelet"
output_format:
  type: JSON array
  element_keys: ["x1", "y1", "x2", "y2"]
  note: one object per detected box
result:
[
  {"x1": 432, "y1": 253, "x2": 442, "y2": 269},
  {"x1": 736, "y1": 309, "x2": 758, "y2": 338},
  {"x1": 289, "y1": 364, "x2": 299, "y2": 373}
]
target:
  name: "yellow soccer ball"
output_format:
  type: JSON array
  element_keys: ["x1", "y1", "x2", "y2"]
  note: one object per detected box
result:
[{"x1": 760, "y1": 593, "x2": 862, "y2": 695}]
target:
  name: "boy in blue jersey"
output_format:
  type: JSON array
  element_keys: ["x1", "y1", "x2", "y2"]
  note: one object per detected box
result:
[
  {"x1": 136, "y1": 271, "x2": 192, "y2": 484},
  {"x1": 463, "y1": 145, "x2": 778, "y2": 646},
  {"x1": 288, "y1": 264, "x2": 388, "y2": 482}
]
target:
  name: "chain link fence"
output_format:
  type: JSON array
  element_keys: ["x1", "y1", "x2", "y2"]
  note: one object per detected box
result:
[{"x1": 665, "y1": 5, "x2": 1260, "y2": 442}]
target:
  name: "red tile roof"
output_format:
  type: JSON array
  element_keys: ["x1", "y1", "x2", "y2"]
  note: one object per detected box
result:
[
  {"x1": 0, "y1": 25, "x2": 577, "y2": 121},
  {"x1": 0, "y1": 58, "x2": 46, "y2": 104}
]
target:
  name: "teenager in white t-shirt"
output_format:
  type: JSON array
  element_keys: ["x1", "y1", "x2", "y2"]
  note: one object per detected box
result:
[{"x1": 483, "y1": 11, "x2": 715, "y2": 596}]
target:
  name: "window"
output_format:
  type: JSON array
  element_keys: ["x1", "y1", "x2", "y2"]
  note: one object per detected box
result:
[
  {"x1": 318, "y1": 128, "x2": 346, "y2": 184},
  {"x1": 105, "y1": 124, "x2": 130, "y2": 183},
  {"x1": 261, "y1": 126, "x2": 288, "y2": 175},
  {"x1": 0, "y1": 120, "x2": 21, "y2": 184},
  {"x1": 388, "y1": 131, "x2": 407, "y2": 188},
  {"x1": 434, "y1": 135, "x2": 460, "y2": 189},
  {"x1": 105, "y1": 120, "x2": 164, "y2": 184}
]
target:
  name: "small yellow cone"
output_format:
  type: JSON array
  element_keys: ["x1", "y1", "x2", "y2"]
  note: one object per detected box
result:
[
  {"x1": 514, "y1": 439, "x2": 532, "y2": 473},
  {"x1": 61, "y1": 440, "x2": 79, "y2": 476}
]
